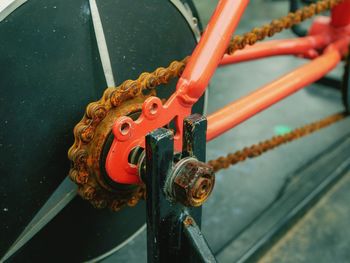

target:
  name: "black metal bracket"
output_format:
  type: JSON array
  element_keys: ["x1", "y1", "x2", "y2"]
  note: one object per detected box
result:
[{"x1": 144, "y1": 114, "x2": 217, "y2": 263}]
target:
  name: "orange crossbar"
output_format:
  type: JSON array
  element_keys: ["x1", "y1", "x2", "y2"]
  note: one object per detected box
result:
[{"x1": 207, "y1": 38, "x2": 350, "y2": 141}]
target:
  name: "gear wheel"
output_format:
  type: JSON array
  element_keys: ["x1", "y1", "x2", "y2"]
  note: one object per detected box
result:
[
  {"x1": 67, "y1": 59, "x2": 188, "y2": 211},
  {"x1": 68, "y1": 89, "x2": 150, "y2": 211}
]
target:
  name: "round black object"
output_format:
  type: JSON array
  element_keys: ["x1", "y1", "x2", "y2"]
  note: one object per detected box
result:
[
  {"x1": 0, "y1": 0, "x2": 203, "y2": 262},
  {"x1": 343, "y1": 55, "x2": 350, "y2": 112}
]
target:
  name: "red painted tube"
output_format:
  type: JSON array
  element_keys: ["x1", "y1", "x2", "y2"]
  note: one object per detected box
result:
[
  {"x1": 176, "y1": 0, "x2": 249, "y2": 105},
  {"x1": 207, "y1": 37, "x2": 350, "y2": 141},
  {"x1": 220, "y1": 34, "x2": 331, "y2": 65},
  {"x1": 331, "y1": 0, "x2": 350, "y2": 28}
]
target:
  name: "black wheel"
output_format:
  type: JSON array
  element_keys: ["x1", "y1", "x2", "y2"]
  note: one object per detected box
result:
[{"x1": 0, "y1": 0, "x2": 203, "y2": 262}]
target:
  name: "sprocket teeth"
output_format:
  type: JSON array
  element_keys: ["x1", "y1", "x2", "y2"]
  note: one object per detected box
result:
[
  {"x1": 72, "y1": 149, "x2": 88, "y2": 164},
  {"x1": 91, "y1": 197, "x2": 108, "y2": 209},
  {"x1": 77, "y1": 125, "x2": 94, "y2": 143},
  {"x1": 78, "y1": 185, "x2": 96, "y2": 201},
  {"x1": 110, "y1": 200, "x2": 124, "y2": 212},
  {"x1": 127, "y1": 196, "x2": 140, "y2": 207},
  {"x1": 76, "y1": 170, "x2": 89, "y2": 184},
  {"x1": 86, "y1": 103, "x2": 107, "y2": 121},
  {"x1": 68, "y1": 169, "x2": 79, "y2": 183}
]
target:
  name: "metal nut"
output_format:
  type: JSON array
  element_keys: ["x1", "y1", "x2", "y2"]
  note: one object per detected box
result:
[{"x1": 171, "y1": 158, "x2": 215, "y2": 207}]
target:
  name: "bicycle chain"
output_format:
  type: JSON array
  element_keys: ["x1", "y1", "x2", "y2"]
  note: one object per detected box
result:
[
  {"x1": 208, "y1": 112, "x2": 347, "y2": 172},
  {"x1": 227, "y1": 0, "x2": 344, "y2": 54},
  {"x1": 68, "y1": 0, "x2": 346, "y2": 211}
]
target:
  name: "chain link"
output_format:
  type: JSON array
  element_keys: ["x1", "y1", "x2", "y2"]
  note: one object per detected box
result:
[{"x1": 68, "y1": 0, "x2": 346, "y2": 211}]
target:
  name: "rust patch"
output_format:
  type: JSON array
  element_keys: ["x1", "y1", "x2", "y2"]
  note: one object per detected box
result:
[
  {"x1": 183, "y1": 216, "x2": 194, "y2": 227},
  {"x1": 173, "y1": 159, "x2": 215, "y2": 207}
]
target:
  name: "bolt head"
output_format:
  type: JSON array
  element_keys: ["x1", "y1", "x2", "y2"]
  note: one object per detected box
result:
[{"x1": 172, "y1": 158, "x2": 215, "y2": 207}]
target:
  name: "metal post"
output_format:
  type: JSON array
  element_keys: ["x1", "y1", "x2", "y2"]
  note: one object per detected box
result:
[{"x1": 145, "y1": 114, "x2": 216, "y2": 263}]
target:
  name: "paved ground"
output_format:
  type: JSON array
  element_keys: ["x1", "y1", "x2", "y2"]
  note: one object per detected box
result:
[
  {"x1": 260, "y1": 172, "x2": 350, "y2": 263},
  {"x1": 104, "y1": 1, "x2": 350, "y2": 262}
]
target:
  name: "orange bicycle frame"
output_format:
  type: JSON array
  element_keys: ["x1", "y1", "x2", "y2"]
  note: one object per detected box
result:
[{"x1": 106, "y1": 0, "x2": 350, "y2": 184}]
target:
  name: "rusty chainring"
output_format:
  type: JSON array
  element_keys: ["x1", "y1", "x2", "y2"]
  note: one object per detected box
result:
[{"x1": 68, "y1": 0, "x2": 347, "y2": 211}]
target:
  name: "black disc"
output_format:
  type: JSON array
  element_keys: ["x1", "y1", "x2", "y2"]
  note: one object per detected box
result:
[{"x1": 0, "y1": 0, "x2": 203, "y2": 261}]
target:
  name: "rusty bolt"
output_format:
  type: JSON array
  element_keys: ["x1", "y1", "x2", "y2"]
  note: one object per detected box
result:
[
  {"x1": 183, "y1": 216, "x2": 194, "y2": 226},
  {"x1": 168, "y1": 158, "x2": 215, "y2": 207}
]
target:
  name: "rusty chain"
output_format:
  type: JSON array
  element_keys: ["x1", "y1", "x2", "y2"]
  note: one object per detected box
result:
[
  {"x1": 227, "y1": 0, "x2": 345, "y2": 54},
  {"x1": 68, "y1": 0, "x2": 346, "y2": 211},
  {"x1": 208, "y1": 112, "x2": 347, "y2": 172}
]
